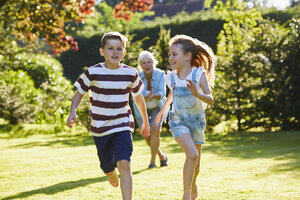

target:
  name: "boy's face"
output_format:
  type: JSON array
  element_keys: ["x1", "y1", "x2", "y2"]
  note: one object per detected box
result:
[{"x1": 100, "y1": 39, "x2": 126, "y2": 66}]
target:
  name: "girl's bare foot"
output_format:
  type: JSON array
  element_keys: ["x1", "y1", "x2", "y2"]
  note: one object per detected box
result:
[
  {"x1": 106, "y1": 169, "x2": 119, "y2": 187},
  {"x1": 191, "y1": 184, "x2": 198, "y2": 200}
]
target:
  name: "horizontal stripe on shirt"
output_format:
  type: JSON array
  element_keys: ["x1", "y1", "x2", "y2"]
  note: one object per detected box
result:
[
  {"x1": 88, "y1": 74, "x2": 138, "y2": 82},
  {"x1": 90, "y1": 121, "x2": 134, "y2": 134},
  {"x1": 91, "y1": 86, "x2": 129, "y2": 95},
  {"x1": 91, "y1": 99, "x2": 128, "y2": 108},
  {"x1": 91, "y1": 109, "x2": 131, "y2": 121}
]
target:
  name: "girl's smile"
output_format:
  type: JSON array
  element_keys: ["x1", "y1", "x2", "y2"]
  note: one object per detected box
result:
[{"x1": 168, "y1": 44, "x2": 187, "y2": 71}]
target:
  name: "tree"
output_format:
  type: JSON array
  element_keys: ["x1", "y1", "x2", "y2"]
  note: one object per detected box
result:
[
  {"x1": 249, "y1": 18, "x2": 300, "y2": 130},
  {"x1": 72, "y1": 2, "x2": 154, "y2": 38},
  {"x1": 113, "y1": 0, "x2": 153, "y2": 20},
  {"x1": 0, "y1": 0, "x2": 95, "y2": 54},
  {"x1": 213, "y1": 0, "x2": 263, "y2": 131},
  {"x1": 150, "y1": 26, "x2": 171, "y2": 71}
]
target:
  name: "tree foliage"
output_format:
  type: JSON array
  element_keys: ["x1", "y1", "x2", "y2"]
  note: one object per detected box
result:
[
  {"x1": 214, "y1": 0, "x2": 263, "y2": 131},
  {"x1": 73, "y1": 2, "x2": 154, "y2": 38},
  {"x1": 150, "y1": 26, "x2": 171, "y2": 71},
  {"x1": 249, "y1": 18, "x2": 300, "y2": 130},
  {"x1": 113, "y1": 0, "x2": 153, "y2": 20},
  {"x1": 0, "y1": 0, "x2": 95, "y2": 54},
  {"x1": 0, "y1": 70, "x2": 38, "y2": 124},
  {"x1": 214, "y1": 0, "x2": 300, "y2": 131},
  {"x1": 0, "y1": 43, "x2": 73, "y2": 125}
]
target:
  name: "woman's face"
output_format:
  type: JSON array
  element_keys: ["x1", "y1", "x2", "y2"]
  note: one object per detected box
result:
[{"x1": 141, "y1": 57, "x2": 154, "y2": 76}]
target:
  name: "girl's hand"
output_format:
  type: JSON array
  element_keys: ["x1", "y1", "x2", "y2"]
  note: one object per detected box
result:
[
  {"x1": 155, "y1": 111, "x2": 164, "y2": 126},
  {"x1": 187, "y1": 80, "x2": 199, "y2": 98}
]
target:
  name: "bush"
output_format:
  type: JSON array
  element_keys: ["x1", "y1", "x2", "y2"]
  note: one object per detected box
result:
[{"x1": 0, "y1": 70, "x2": 38, "y2": 124}]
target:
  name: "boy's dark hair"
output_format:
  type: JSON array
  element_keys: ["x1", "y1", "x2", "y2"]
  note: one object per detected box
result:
[{"x1": 100, "y1": 32, "x2": 128, "y2": 49}]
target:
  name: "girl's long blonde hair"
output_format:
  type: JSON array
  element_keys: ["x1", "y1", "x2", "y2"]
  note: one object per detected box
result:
[{"x1": 169, "y1": 35, "x2": 216, "y2": 88}]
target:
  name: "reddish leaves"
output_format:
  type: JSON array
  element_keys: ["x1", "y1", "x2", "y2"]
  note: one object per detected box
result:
[
  {"x1": 113, "y1": 0, "x2": 153, "y2": 20},
  {"x1": 7, "y1": 0, "x2": 95, "y2": 54}
]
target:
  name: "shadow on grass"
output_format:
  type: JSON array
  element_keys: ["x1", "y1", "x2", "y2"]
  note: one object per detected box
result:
[
  {"x1": 2, "y1": 168, "x2": 148, "y2": 200},
  {"x1": 6, "y1": 135, "x2": 94, "y2": 149},
  {"x1": 6, "y1": 132, "x2": 152, "y2": 149},
  {"x1": 2, "y1": 177, "x2": 106, "y2": 200},
  {"x1": 160, "y1": 130, "x2": 300, "y2": 172},
  {"x1": 204, "y1": 131, "x2": 300, "y2": 172}
]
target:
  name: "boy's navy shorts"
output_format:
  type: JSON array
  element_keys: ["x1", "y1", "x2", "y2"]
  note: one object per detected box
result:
[{"x1": 93, "y1": 130, "x2": 133, "y2": 173}]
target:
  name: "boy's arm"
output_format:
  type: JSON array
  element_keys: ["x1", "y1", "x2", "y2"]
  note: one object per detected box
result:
[
  {"x1": 66, "y1": 91, "x2": 84, "y2": 128},
  {"x1": 132, "y1": 94, "x2": 150, "y2": 137}
]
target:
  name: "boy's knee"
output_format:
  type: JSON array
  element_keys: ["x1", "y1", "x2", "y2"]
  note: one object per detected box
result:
[{"x1": 117, "y1": 160, "x2": 131, "y2": 171}]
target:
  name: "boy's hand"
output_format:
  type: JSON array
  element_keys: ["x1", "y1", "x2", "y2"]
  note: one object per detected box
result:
[
  {"x1": 140, "y1": 122, "x2": 150, "y2": 138},
  {"x1": 66, "y1": 112, "x2": 77, "y2": 128}
]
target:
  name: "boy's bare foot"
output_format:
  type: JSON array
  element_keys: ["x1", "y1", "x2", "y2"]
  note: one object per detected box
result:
[
  {"x1": 191, "y1": 184, "x2": 198, "y2": 200},
  {"x1": 106, "y1": 169, "x2": 119, "y2": 187}
]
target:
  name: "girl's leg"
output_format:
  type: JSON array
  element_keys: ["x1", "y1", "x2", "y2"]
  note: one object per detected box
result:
[
  {"x1": 191, "y1": 144, "x2": 202, "y2": 200},
  {"x1": 176, "y1": 134, "x2": 199, "y2": 200},
  {"x1": 117, "y1": 160, "x2": 132, "y2": 200}
]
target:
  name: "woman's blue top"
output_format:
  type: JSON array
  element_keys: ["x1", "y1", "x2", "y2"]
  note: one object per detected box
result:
[{"x1": 132, "y1": 68, "x2": 167, "y2": 122}]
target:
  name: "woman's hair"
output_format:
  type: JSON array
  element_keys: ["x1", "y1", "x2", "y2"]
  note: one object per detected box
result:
[
  {"x1": 137, "y1": 51, "x2": 158, "y2": 71},
  {"x1": 169, "y1": 35, "x2": 216, "y2": 88}
]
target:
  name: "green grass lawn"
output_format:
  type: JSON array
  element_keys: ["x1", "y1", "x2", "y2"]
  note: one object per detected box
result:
[{"x1": 0, "y1": 125, "x2": 300, "y2": 200}]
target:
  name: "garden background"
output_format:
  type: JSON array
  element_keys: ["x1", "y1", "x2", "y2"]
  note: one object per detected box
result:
[{"x1": 0, "y1": 0, "x2": 299, "y2": 199}]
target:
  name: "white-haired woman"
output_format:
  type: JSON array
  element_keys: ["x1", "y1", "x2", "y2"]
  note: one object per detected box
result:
[{"x1": 133, "y1": 51, "x2": 168, "y2": 168}]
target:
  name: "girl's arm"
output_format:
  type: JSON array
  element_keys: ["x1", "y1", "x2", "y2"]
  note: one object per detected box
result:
[
  {"x1": 132, "y1": 94, "x2": 150, "y2": 137},
  {"x1": 187, "y1": 73, "x2": 214, "y2": 105},
  {"x1": 155, "y1": 90, "x2": 173, "y2": 126},
  {"x1": 66, "y1": 91, "x2": 84, "y2": 128}
]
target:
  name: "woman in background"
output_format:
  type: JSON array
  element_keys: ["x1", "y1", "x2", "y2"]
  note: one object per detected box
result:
[{"x1": 133, "y1": 51, "x2": 168, "y2": 169}]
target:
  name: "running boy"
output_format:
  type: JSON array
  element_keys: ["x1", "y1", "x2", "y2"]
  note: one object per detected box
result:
[{"x1": 66, "y1": 32, "x2": 150, "y2": 200}]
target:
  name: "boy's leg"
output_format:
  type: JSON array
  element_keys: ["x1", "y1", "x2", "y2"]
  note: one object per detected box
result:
[
  {"x1": 175, "y1": 134, "x2": 199, "y2": 200},
  {"x1": 117, "y1": 160, "x2": 132, "y2": 200},
  {"x1": 112, "y1": 131, "x2": 133, "y2": 200},
  {"x1": 106, "y1": 169, "x2": 119, "y2": 187},
  {"x1": 93, "y1": 135, "x2": 119, "y2": 187},
  {"x1": 191, "y1": 144, "x2": 202, "y2": 200}
]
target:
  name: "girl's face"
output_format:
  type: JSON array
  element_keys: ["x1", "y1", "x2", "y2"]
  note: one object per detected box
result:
[
  {"x1": 141, "y1": 57, "x2": 154, "y2": 76},
  {"x1": 168, "y1": 43, "x2": 188, "y2": 71}
]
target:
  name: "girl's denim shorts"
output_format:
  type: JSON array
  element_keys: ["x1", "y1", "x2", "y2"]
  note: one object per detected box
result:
[{"x1": 168, "y1": 111, "x2": 206, "y2": 144}]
